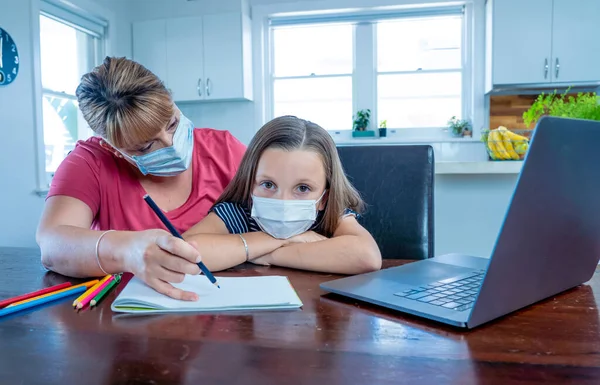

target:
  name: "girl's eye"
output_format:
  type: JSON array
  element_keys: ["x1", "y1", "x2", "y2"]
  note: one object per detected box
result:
[
  {"x1": 297, "y1": 185, "x2": 311, "y2": 193},
  {"x1": 261, "y1": 181, "x2": 275, "y2": 190}
]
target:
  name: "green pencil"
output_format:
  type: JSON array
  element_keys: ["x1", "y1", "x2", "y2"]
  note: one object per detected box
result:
[{"x1": 90, "y1": 274, "x2": 121, "y2": 307}]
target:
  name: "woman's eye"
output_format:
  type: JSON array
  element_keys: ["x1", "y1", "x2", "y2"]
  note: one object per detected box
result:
[
  {"x1": 297, "y1": 185, "x2": 311, "y2": 193},
  {"x1": 168, "y1": 120, "x2": 178, "y2": 131},
  {"x1": 137, "y1": 143, "x2": 153, "y2": 153},
  {"x1": 261, "y1": 181, "x2": 275, "y2": 190}
]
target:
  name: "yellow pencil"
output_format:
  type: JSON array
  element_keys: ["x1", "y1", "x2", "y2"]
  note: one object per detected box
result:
[
  {"x1": 72, "y1": 275, "x2": 111, "y2": 307},
  {"x1": 7, "y1": 279, "x2": 99, "y2": 308}
]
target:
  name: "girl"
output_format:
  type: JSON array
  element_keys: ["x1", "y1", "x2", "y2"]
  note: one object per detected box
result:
[{"x1": 183, "y1": 116, "x2": 382, "y2": 274}]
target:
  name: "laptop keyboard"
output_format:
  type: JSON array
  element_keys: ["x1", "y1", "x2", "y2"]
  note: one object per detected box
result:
[{"x1": 394, "y1": 270, "x2": 485, "y2": 312}]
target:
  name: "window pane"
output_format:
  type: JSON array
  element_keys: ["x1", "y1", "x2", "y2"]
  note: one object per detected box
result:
[
  {"x1": 377, "y1": 16, "x2": 462, "y2": 72},
  {"x1": 273, "y1": 77, "x2": 352, "y2": 130},
  {"x1": 40, "y1": 15, "x2": 91, "y2": 94},
  {"x1": 273, "y1": 24, "x2": 353, "y2": 77},
  {"x1": 378, "y1": 72, "x2": 461, "y2": 99},
  {"x1": 378, "y1": 96, "x2": 461, "y2": 128},
  {"x1": 43, "y1": 95, "x2": 87, "y2": 173}
]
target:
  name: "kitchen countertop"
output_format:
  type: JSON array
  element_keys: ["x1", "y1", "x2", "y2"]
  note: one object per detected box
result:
[
  {"x1": 332, "y1": 137, "x2": 524, "y2": 175},
  {"x1": 435, "y1": 160, "x2": 523, "y2": 175}
]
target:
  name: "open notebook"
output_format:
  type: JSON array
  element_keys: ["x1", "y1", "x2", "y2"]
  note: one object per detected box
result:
[{"x1": 111, "y1": 274, "x2": 303, "y2": 314}]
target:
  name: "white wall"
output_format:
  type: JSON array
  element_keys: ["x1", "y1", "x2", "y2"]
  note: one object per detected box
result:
[
  {"x1": 435, "y1": 174, "x2": 517, "y2": 257},
  {"x1": 0, "y1": 0, "x2": 45, "y2": 247}
]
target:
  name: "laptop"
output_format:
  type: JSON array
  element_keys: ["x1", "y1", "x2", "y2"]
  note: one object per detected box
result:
[{"x1": 320, "y1": 116, "x2": 600, "y2": 329}]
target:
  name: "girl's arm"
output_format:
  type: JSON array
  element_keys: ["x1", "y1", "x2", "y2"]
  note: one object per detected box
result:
[
  {"x1": 182, "y1": 213, "x2": 287, "y2": 272},
  {"x1": 252, "y1": 216, "x2": 382, "y2": 275}
]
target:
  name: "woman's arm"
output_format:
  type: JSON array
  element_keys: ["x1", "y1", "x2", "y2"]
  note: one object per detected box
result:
[
  {"x1": 37, "y1": 196, "x2": 202, "y2": 300},
  {"x1": 182, "y1": 212, "x2": 287, "y2": 272},
  {"x1": 253, "y1": 216, "x2": 382, "y2": 275},
  {"x1": 37, "y1": 196, "x2": 126, "y2": 276}
]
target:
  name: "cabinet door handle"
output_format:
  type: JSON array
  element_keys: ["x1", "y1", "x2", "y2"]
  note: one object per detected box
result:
[
  {"x1": 544, "y1": 58, "x2": 549, "y2": 79},
  {"x1": 206, "y1": 78, "x2": 211, "y2": 97},
  {"x1": 197, "y1": 78, "x2": 203, "y2": 97},
  {"x1": 555, "y1": 58, "x2": 560, "y2": 79}
]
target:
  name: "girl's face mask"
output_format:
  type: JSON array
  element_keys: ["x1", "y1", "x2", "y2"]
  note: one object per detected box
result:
[{"x1": 250, "y1": 191, "x2": 326, "y2": 239}]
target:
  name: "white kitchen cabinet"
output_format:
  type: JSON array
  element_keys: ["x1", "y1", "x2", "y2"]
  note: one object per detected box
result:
[
  {"x1": 132, "y1": 20, "x2": 167, "y2": 84},
  {"x1": 202, "y1": 13, "x2": 253, "y2": 101},
  {"x1": 551, "y1": 0, "x2": 600, "y2": 83},
  {"x1": 165, "y1": 17, "x2": 204, "y2": 101},
  {"x1": 133, "y1": 13, "x2": 253, "y2": 102},
  {"x1": 486, "y1": 0, "x2": 600, "y2": 90}
]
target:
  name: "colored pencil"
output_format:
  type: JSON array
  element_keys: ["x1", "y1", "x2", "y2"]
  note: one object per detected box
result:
[
  {"x1": 73, "y1": 275, "x2": 111, "y2": 307},
  {"x1": 90, "y1": 274, "x2": 121, "y2": 306},
  {"x1": 7, "y1": 279, "x2": 99, "y2": 308},
  {"x1": 143, "y1": 194, "x2": 220, "y2": 288},
  {"x1": 0, "y1": 285, "x2": 87, "y2": 318},
  {"x1": 76, "y1": 275, "x2": 116, "y2": 309},
  {"x1": 0, "y1": 282, "x2": 72, "y2": 309}
]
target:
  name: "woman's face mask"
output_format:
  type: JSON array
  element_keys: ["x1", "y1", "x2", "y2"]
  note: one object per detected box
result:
[
  {"x1": 117, "y1": 114, "x2": 195, "y2": 177},
  {"x1": 251, "y1": 191, "x2": 327, "y2": 239}
]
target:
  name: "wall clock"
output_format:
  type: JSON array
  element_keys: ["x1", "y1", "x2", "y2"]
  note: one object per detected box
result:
[{"x1": 0, "y1": 27, "x2": 19, "y2": 86}]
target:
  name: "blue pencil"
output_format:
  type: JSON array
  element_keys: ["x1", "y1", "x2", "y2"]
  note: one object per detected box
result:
[
  {"x1": 0, "y1": 285, "x2": 87, "y2": 317},
  {"x1": 143, "y1": 194, "x2": 220, "y2": 288}
]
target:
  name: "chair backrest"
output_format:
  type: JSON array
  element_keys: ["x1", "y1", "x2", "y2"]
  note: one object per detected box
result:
[{"x1": 336, "y1": 145, "x2": 434, "y2": 260}]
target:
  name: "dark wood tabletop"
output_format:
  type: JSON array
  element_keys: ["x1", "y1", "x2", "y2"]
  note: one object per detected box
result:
[{"x1": 1, "y1": 247, "x2": 600, "y2": 384}]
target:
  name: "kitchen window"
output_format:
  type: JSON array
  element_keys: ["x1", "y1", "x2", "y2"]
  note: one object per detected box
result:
[
  {"x1": 271, "y1": 23, "x2": 353, "y2": 131},
  {"x1": 38, "y1": 2, "x2": 106, "y2": 188},
  {"x1": 268, "y1": 7, "x2": 467, "y2": 134},
  {"x1": 377, "y1": 15, "x2": 462, "y2": 129}
]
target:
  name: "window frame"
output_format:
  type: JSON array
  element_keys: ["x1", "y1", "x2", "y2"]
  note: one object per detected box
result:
[
  {"x1": 33, "y1": 0, "x2": 108, "y2": 193},
  {"x1": 260, "y1": 2, "x2": 478, "y2": 142}
]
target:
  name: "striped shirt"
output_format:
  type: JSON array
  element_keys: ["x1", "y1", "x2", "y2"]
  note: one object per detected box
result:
[{"x1": 210, "y1": 202, "x2": 357, "y2": 235}]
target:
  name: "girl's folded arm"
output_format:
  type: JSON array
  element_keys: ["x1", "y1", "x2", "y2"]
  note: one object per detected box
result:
[
  {"x1": 182, "y1": 212, "x2": 286, "y2": 272},
  {"x1": 261, "y1": 216, "x2": 382, "y2": 275}
]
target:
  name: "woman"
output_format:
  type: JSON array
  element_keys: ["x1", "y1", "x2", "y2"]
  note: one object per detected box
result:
[{"x1": 36, "y1": 57, "x2": 246, "y2": 301}]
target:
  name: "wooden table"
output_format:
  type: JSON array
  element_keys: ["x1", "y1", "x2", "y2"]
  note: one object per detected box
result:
[{"x1": 1, "y1": 247, "x2": 600, "y2": 384}]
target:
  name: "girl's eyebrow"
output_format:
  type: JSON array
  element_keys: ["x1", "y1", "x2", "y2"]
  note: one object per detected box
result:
[
  {"x1": 255, "y1": 173, "x2": 275, "y2": 180},
  {"x1": 296, "y1": 178, "x2": 318, "y2": 185}
]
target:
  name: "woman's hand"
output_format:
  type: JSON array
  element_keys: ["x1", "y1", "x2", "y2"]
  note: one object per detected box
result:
[
  {"x1": 284, "y1": 231, "x2": 329, "y2": 245},
  {"x1": 123, "y1": 229, "x2": 201, "y2": 301}
]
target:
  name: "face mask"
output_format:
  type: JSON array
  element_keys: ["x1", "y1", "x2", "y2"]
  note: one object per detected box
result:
[
  {"x1": 119, "y1": 114, "x2": 195, "y2": 177},
  {"x1": 250, "y1": 191, "x2": 326, "y2": 239}
]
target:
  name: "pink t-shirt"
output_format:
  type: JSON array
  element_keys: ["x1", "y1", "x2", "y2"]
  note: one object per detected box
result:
[{"x1": 47, "y1": 128, "x2": 246, "y2": 234}]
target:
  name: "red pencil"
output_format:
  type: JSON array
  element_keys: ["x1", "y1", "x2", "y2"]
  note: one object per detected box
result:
[{"x1": 0, "y1": 282, "x2": 72, "y2": 309}]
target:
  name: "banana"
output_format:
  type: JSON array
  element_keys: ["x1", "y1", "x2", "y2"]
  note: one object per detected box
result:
[
  {"x1": 498, "y1": 129, "x2": 520, "y2": 160},
  {"x1": 489, "y1": 130, "x2": 511, "y2": 160},
  {"x1": 486, "y1": 138, "x2": 499, "y2": 160},
  {"x1": 497, "y1": 126, "x2": 529, "y2": 142}
]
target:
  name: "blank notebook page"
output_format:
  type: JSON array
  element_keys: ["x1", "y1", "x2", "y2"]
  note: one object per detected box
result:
[{"x1": 111, "y1": 274, "x2": 303, "y2": 312}]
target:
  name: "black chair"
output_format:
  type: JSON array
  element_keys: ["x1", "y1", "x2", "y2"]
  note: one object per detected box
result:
[{"x1": 336, "y1": 145, "x2": 434, "y2": 260}]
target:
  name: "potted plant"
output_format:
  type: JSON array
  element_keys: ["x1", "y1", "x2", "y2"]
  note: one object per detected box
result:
[
  {"x1": 379, "y1": 119, "x2": 387, "y2": 137},
  {"x1": 447, "y1": 116, "x2": 472, "y2": 137},
  {"x1": 523, "y1": 88, "x2": 600, "y2": 127},
  {"x1": 352, "y1": 109, "x2": 375, "y2": 137}
]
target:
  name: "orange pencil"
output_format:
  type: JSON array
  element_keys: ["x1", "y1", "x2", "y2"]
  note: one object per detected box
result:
[
  {"x1": 7, "y1": 279, "x2": 99, "y2": 307},
  {"x1": 73, "y1": 275, "x2": 111, "y2": 307},
  {"x1": 76, "y1": 275, "x2": 115, "y2": 309}
]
